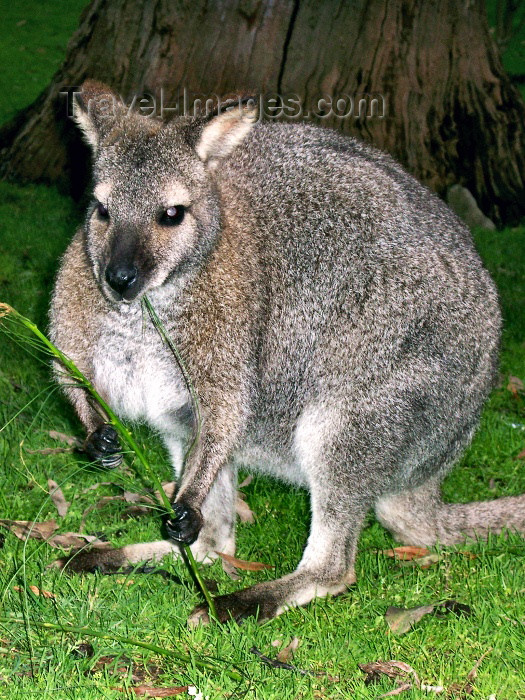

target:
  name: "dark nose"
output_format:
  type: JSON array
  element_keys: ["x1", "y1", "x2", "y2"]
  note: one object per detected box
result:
[{"x1": 105, "y1": 262, "x2": 138, "y2": 295}]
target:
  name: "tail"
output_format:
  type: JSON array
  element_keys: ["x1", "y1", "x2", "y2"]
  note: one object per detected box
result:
[{"x1": 375, "y1": 482, "x2": 525, "y2": 546}]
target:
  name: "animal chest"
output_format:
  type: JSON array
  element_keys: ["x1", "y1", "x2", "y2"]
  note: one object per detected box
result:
[{"x1": 91, "y1": 309, "x2": 188, "y2": 429}]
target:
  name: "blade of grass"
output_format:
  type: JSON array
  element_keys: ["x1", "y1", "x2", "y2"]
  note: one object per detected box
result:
[
  {"x1": 0, "y1": 616, "x2": 243, "y2": 680},
  {"x1": 141, "y1": 296, "x2": 217, "y2": 619}
]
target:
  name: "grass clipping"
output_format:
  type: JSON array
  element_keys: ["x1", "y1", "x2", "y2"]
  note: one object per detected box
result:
[{"x1": 0, "y1": 300, "x2": 217, "y2": 621}]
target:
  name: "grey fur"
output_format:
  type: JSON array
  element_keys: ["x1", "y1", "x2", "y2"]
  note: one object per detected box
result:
[{"x1": 50, "y1": 81, "x2": 524, "y2": 623}]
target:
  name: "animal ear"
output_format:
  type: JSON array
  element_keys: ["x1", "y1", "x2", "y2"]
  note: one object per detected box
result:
[
  {"x1": 195, "y1": 97, "x2": 258, "y2": 167},
  {"x1": 73, "y1": 80, "x2": 124, "y2": 152}
]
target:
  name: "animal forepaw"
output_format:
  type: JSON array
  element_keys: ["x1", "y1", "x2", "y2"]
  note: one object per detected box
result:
[
  {"x1": 165, "y1": 502, "x2": 203, "y2": 545},
  {"x1": 84, "y1": 424, "x2": 122, "y2": 468},
  {"x1": 188, "y1": 588, "x2": 279, "y2": 626}
]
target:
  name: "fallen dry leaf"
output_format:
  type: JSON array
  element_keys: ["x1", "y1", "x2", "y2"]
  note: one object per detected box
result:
[
  {"x1": 516, "y1": 448, "x2": 525, "y2": 460},
  {"x1": 386, "y1": 600, "x2": 471, "y2": 635},
  {"x1": 359, "y1": 660, "x2": 420, "y2": 685},
  {"x1": 13, "y1": 585, "x2": 55, "y2": 599},
  {"x1": 130, "y1": 687, "x2": 188, "y2": 697},
  {"x1": 276, "y1": 636, "x2": 300, "y2": 663},
  {"x1": 0, "y1": 519, "x2": 58, "y2": 541},
  {"x1": 507, "y1": 375, "x2": 524, "y2": 397},
  {"x1": 221, "y1": 556, "x2": 241, "y2": 580},
  {"x1": 448, "y1": 649, "x2": 492, "y2": 697},
  {"x1": 216, "y1": 551, "x2": 273, "y2": 571},
  {"x1": 47, "y1": 532, "x2": 105, "y2": 550},
  {"x1": 27, "y1": 446, "x2": 75, "y2": 455},
  {"x1": 48, "y1": 430, "x2": 83, "y2": 447},
  {"x1": 400, "y1": 553, "x2": 443, "y2": 569},
  {"x1": 382, "y1": 546, "x2": 430, "y2": 561},
  {"x1": 235, "y1": 495, "x2": 255, "y2": 523},
  {"x1": 385, "y1": 605, "x2": 435, "y2": 635},
  {"x1": 48, "y1": 479, "x2": 71, "y2": 517},
  {"x1": 358, "y1": 660, "x2": 443, "y2": 696},
  {"x1": 123, "y1": 491, "x2": 145, "y2": 503}
]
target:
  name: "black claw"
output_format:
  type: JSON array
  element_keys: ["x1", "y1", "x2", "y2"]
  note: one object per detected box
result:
[
  {"x1": 165, "y1": 502, "x2": 203, "y2": 545},
  {"x1": 84, "y1": 424, "x2": 122, "y2": 468}
]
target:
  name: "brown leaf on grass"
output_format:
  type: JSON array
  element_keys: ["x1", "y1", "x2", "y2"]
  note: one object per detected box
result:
[
  {"x1": 359, "y1": 660, "x2": 442, "y2": 697},
  {"x1": 47, "y1": 532, "x2": 105, "y2": 550},
  {"x1": 121, "y1": 505, "x2": 152, "y2": 520},
  {"x1": 276, "y1": 636, "x2": 300, "y2": 663},
  {"x1": 448, "y1": 649, "x2": 492, "y2": 698},
  {"x1": 48, "y1": 479, "x2": 71, "y2": 517},
  {"x1": 382, "y1": 546, "x2": 430, "y2": 560},
  {"x1": 27, "y1": 446, "x2": 75, "y2": 455},
  {"x1": 402, "y1": 553, "x2": 443, "y2": 569},
  {"x1": 216, "y1": 551, "x2": 273, "y2": 571},
  {"x1": 13, "y1": 585, "x2": 56, "y2": 599},
  {"x1": 221, "y1": 557, "x2": 241, "y2": 580},
  {"x1": 0, "y1": 519, "x2": 58, "y2": 541},
  {"x1": 516, "y1": 448, "x2": 525, "y2": 460},
  {"x1": 385, "y1": 605, "x2": 435, "y2": 635},
  {"x1": 386, "y1": 600, "x2": 471, "y2": 635},
  {"x1": 359, "y1": 660, "x2": 420, "y2": 686},
  {"x1": 48, "y1": 430, "x2": 83, "y2": 448},
  {"x1": 130, "y1": 687, "x2": 188, "y2": 697},
  {"x1": 235, "y1": 495, "x2": 255, "y2": 523},
  {"x1": 123, "y1": 491, "x2": 146, "y2": 503},
  {"x1": 507, "y1": 375, "x2": 524, "y2": 397},
  {"x1": 383, "y1": 545, "x2": 442, "y2": 569}
]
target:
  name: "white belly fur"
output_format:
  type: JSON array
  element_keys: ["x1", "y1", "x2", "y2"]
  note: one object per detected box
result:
[{"x1": 92, "y1": 305, "x2": 189, "y2": 434}]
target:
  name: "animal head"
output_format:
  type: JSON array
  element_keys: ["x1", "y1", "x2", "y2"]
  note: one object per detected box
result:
[{"x1": 74, "y1": 80, "x2": 258, "y2": 303}]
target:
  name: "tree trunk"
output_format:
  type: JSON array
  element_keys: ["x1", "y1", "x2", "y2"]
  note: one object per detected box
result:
[{"x1": 1, "y1": 0, "x2": 524, "y2": 224}]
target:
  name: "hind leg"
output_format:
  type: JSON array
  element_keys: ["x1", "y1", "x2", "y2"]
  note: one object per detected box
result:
[
  {"x1": 189, "y1": 481, "x2": 366, "y2": 624},
  {"x1": 190, "y1": 405, "x2": 375, "y2": 623}
]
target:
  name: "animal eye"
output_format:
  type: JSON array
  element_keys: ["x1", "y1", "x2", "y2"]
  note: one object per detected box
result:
[
  {"x1": 96, "y1": 202, "x2": 109, "y2": 219},
  {"x1": 160, "y1": 205, "x2": 185, "y2": 226}
]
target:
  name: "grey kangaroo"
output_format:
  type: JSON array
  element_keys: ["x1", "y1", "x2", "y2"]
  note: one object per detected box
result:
[{"x1": 50, "y1": 80, "x2": 525, "y2": 623}]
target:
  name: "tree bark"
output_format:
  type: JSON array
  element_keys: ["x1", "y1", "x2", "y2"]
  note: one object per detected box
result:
[{"x1": 1, "y1": 0, "x2": 524, "y2": 224}]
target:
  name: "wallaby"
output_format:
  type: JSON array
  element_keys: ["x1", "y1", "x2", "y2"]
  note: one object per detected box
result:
[{"x1": 50, "y1": 80, "x2": 525, "y2": 623}]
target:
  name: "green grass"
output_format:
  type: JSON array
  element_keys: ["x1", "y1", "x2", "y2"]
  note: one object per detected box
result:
[
  {"x1": 0, "y1": 0, "x2": 88, "y2": 124},
  {"x1": 0, "y1": 2, "x2": 524, "y2": 698}
]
